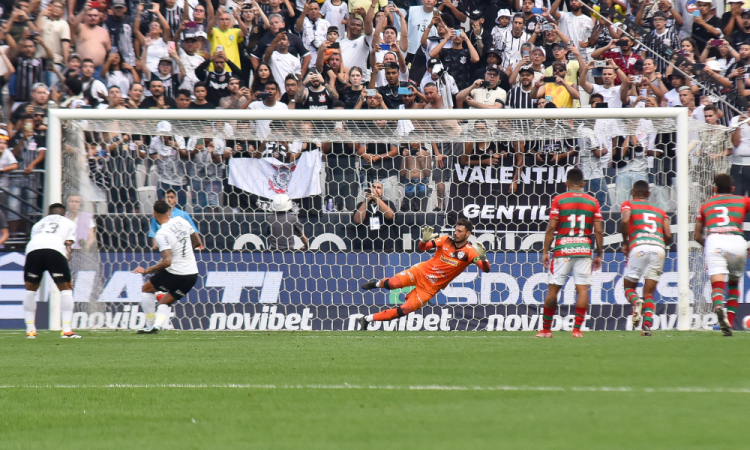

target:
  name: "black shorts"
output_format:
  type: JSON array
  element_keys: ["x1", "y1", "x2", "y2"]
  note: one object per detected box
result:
[
  {"x1": 24, "y1": 249, "x2": 72, "y2": 284},
  {"x1": 149, "y1": 270, "x2": 198, "y2": 301}
]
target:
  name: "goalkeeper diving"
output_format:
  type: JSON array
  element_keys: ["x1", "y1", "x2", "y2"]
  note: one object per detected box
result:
[{"x1": 358, "y1": 218, "x2": 491, "y2": 330}]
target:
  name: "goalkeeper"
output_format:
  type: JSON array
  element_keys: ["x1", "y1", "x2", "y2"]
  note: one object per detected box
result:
[{"x1": 358, "y1": 218, "x2": 491, "y2": 330}]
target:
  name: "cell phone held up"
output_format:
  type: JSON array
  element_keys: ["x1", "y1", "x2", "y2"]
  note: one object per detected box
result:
[
  {"x1": 594, "y1": 102, "x2": 608, "y2": 108},
  {"x1": 543, "y1": 76, "x2": 557, "y2": 83},
  {"x1": 710, "y1": 39, "x2": 723, "y2": 47},
  {"x1": 330, "y1": 42, "x2": 340, "y2": 49},
  {"x1": 480, "y1": 81, "x2": 492, "y2": 88},
  {"x1": 366, "y1": 89, "x2": 378, "y2": 97},
  {"x1": 594, "y1": 60, "x2": 607, "y2": 68},
  {"x1": 258, "y1": 92, "x2": 272, "y2": 100}
]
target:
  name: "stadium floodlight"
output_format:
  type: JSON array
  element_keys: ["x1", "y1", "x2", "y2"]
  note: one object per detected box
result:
[{"x1": 43, "y1": 106, "x2": 709, "y2": 332}]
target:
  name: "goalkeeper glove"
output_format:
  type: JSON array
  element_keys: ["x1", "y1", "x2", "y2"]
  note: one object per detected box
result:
[
  {"x1": 421, "y1": 225, "x2": 435, "y2": 243},
  {"x1": 474, "y1": 242, "x2": 487, "y2": 261}
]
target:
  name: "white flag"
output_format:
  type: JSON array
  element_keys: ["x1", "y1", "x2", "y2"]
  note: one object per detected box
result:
[{"x1": 227, "y1": 150, "x2": 322, "y2": 199}]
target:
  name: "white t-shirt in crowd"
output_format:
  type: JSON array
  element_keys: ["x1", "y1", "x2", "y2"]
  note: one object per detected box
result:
[
  {"x1": 731, "y1": 115, "x2": 750, "y2": 160},
  {"x1": 268, "y1": 51, "x2": 302, "y2": 94},
  {"x1": 145, "y1": 38, "x2": 169, "y2": 74},
  {"x1": 339, "y1": 34, "x2": 373, "y2": 80},
  {"x1": 178, "y1": 49, "x2": 205, "y2": 92},
  {"x1": 321, "y1": 0, "x2": 349, "y2": 37},
  {"x1": 558, "y1": 11, "x2": 594, "y2": 50},
  {"x1": 591, "y1": 84, "x2": 624, "y2": 108},
  {"x1": 249, "y1": 100, "x2": 289, "y2": 139},
  {"x1": 155, "y1": 217, "x2": 199, "y2": 275},
  {"x1": 406, "y1": 5, "x2": 437, "y2": 54},
  {"x1": 25, "y1": 215, "x2": 76, "y2": 258}
]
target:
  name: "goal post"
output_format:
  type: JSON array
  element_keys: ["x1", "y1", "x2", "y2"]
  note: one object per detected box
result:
[{"x1": 44, "y1": 106, "x2": 702, "y2": 331}]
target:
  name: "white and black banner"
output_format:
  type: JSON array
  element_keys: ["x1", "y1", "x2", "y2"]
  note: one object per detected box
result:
[{"x1": 227, "y1": 150, "x2": 322, "y2": 199}]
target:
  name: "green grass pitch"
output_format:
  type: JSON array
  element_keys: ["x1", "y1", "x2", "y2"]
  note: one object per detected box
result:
[{"x1": 1, "y1": 330, "x2": 749, "y2": 449}]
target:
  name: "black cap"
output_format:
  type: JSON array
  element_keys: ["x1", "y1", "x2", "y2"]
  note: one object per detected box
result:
[
  {"x1": 518, "y1": 65, "x2": 534, "y2": 74},
  {"x1": 485, "y1": 64, "x2": 500, "y2": 73},
  {"x1": 486, "y1": 47, "x2": 502, "y2": 57},
  {"x1": 327, "y1": 26, "x2": 339, "y2": 35},
  {"x1": 468, "y1": 8, "x2": 483, "y2": 21},
  {"x1": 428, "y1": 57, "x2": 440, "y2": 66},
  {"x1": 742, "y1": 8, "x2": 750, "y2": 17},
  {"x1": 669, "y1": 72, "x2": 686, "y2": 78},
  {"x1": 552, "y1": 42, "x2": 567, "y2": 50}
]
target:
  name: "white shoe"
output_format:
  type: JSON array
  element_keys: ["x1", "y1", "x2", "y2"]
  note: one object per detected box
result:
[{"x1": 633, "y1": 299, "x2": 643, "y2": 328}]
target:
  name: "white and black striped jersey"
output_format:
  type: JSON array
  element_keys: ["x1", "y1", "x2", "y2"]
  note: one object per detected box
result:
[{"x1": 507, "y1": 85, "x2": 535, "y2": 109}]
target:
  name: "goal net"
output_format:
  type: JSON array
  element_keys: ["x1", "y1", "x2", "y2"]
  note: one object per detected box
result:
[{"x1": 44, "y1": 108, "x2": 732, "y2": 332}]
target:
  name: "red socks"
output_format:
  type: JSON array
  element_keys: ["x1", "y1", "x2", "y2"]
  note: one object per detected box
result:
[
  {"x1": 542, "y1": 307, "x2": 555, "y2": 331},
  {"x1": 574, "y1": 307, "x2": 587, "y2": 330},
  {"x1": 711, "y1": 281, "x2": 727, "y2": 310},
  {"x1": 643, "y1": 295, "x2": 655, "y2": 328},
  {"x1": 727, "y1": 279, "x2": 740, "y2": 326}
]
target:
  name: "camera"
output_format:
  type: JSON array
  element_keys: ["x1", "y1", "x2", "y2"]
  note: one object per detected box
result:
[
  {"x1": 594, "y1": 60, "x2": 607, "y2": 68},
  {"x1": 431, "y1": 63, "x2": 444, "y2": 75}
]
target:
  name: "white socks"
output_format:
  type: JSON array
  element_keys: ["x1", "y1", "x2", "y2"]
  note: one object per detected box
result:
[
  {"x1": 24, "y1": 290, "x2": 36, "y2": 333},
  {"x1": 154, "y1": 304, "x2": 171, "y2": 329},
  {"x1": 365, "y1": 314, "x2": 374, "y2": 322},
  {"x1": 141, "y1": 292, "x2": 156, "y2": 328},
  {"x1": 376, "y1": 281, "x2": 382, "y2": 288},
  {"x1": 60, "y1": 290, "x2": 74, "y2": 333}
]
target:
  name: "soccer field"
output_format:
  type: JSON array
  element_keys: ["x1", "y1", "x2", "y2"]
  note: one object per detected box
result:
[{"x1": 2, "y1": 330, "x2": 748, "y2": 449}]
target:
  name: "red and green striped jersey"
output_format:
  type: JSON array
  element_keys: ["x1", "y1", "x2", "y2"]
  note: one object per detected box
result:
[
  {"x1": 697, "y1": 194, "x2": 750, "y2": 236},
  {"x1": 620, "y1": 200, "x2": 668, "y2": 249},
  {"x1": 549, "y1": 191, "x2": 603, "y2": 258}
]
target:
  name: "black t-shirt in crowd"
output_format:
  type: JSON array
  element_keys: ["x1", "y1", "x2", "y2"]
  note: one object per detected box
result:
[
  {"x1": 189, "y1": 102, "x2": 217, "y2": 109},
  {"x1": 440, "y1": 47, "x2": 473, "y2": 91},
  {"x1": 297, "y1": 86, "x2": 334, "y2": 109},
  {"x1": 692, "y1": 16, "x2": 723, "y2": 52},
  {"x1": 138, "y1": 96, "x2": 178, "y2": 109}
]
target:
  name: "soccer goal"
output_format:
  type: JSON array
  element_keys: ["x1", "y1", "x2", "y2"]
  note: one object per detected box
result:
[{"x1": 40, "y1": 106, "x2": 731, "y2": 332}]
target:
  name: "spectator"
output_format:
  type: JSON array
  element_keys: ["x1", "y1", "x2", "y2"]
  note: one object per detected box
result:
[
  {"x1": 352, "y1": 181, "x2": 396, "y2": 251},
  {"x1": 190, "y1": 82, "x2": 217, "y2": 109},
  {"x1": 508, "y1": 43, "x2": 544, "y2": 86},
  {"x1": 636, "y1": 0, "x2": 682, "y2": 33},
  {"x1": 35, "y1": 0, "x2": 70, "y2": 81},
  {"x1": 691, "y1": 0, "x2": 722, "y2": 52},
  {"x1": 579, "y1": 59, "x2": 631, "y2": 107},
  {"x1": 321, "y1": 0, "x2": 348, "y2": 37},
  {"x1": 645, "y1": 12, "x2": 680, "y2": 73},
  {"x1": 147, "y1": 188, "x2": 198, "y2": 249},
  {"x1": 400, "y1": 141, "x2": 432, "y2": 211},
  {"x1": 591, "y1": 34, "x2": 642, "y2": 83},
  {"x1": 175, "y1": 88, "x2": 192, "y2": 109},
  {"x1": 266, "y1": 193, "x2": 309, "y2": 250},
  {"x1": 101, "y1": 50, "x2": 140, "y2": 97},
  {"x1": 372, "y1": 8, "x2": 408, "y2": 65},
  {"x1": 175, "y1": 30, "x2": 206, "y2": 93},
  {"x1": 247, "y1": 81, "x2": 288, "y2": 139},
  {"x1": 9, "y1": 37, "x2": 50, "y2": 107},
  {"x1": 407, "y1": 0, "x2": 438, "y2": 63},
  {"x1": 730, "y1": 107, "x2": 750, "y2": 196},
  {"x1": 249, "y1": 64, "x2": 275, "y2": 99},
  {"x1": 135, "y1": 4, "x2": 171, "y2": 74},
  {"x1": 188, "y1": 136, "x2": 230, "y2": 212},
  {"x1": 5, "y1": 1, "x2": 32, "y2": 45},
  {"x1": 533, "y1": 61, "x2": 580, "y2": 108},
  {"x1": 491, "y1": 9, "x2": 512, "y2": 51},
  {"x1": 292, "y1": 69, "x2": 338, "y2": 109},
  {"x1": 144, "y1": 54, "x2": 185, "y2": 99},
  {"x1": 126, "y1": 82, "x2": 144, "y2": 109},
  {"x1": 195, "y1": 51, "x2": 243, "y2": 106},
  {"x1": 457, "y1": 64, "x2": 507, "y2": 109},
  {"x1": 72, "y1": 5, "x2": 111, "y2": 71},
  {"x1": 102, "y1": 85, "x2": 126, "y2": 109},
  {"x1": 527, "y1": 107, "x2": 578, "y2": 170},
  {"x1": 104, "y1": 129, "x2": 141, "y2": 213},
  {"x1": 501, "y1": 14, "x2": 535, "y2": 70},
  {"x1": 518, "y1": 0, "x2": 545, "y2": 39},
  {"x1": 507, "y1": 65, "x2": 536, "y2": 108},
  {"x1": 578, "y1": 94, "x2": 611, "y2": 211},
  {"x1": 251, "y1": 14, "x2": 311, "y2": 75},
  {"x1": 65, "y1": 194, "x2": 96, "y2": 249},
  {"x1": 11, "y1": 83, "x2": 50, "y2": 127},
  {"x1": 264, "y1": 31, "x2": 302, "y2": 95},
  {"x1": 613, "y1": 129, "x2": 652, "y2": 211},
  {"x1": 207, "y1": 6, "x2": 248, "y2": 70},
  {"x1": 467, "y1": 8, "x2": 492, "y2": 64},
  {"x1": 322, "y1": 101, "x2": 359, "y2": 211},
  {"x1": 727, "y1": 8, "x2": 750, "y2": 46},
  {"x1": 470, "y1": 47, "x2": 510, "y2": 91},
  {"x1": 280, "y1": 73, "x2": 301, "y2": 105},
  {"x1": 8, "y1": 109, "x2": 47, "y2": 231},
  {"x1": 461, "y1": 119, "x2": 521, "y2": 195},
  {"x1": 79, "y1": 59, "x2": 108, "y2": 107},
  {"x1": 419, "y1": 58, "x2": 458, "y2": 108},
  {"x1": 662, "y1": 72, "x2": 687, "y2": 106},
  {"x1": 429, "y1": 28, "x2": 480, "y2": 91},
  {"x1": 102, "y1": 0, "x2": 136, "y2": 68},
  {"x1": 357, "y1": 120, "x2": 399, "y2": 206},
  {"x1": 296, "y1": 1, "x2": 331, "y2": 68},
  {"x1": 370, "y1": 61, "x2": 410, "y2": 109},
  {"x1": 139, "y1": 79, "x2": 178, "y2": 109},
  {"x1": 549, "y1": 0, "x2": 594, "y2": 51},
  {"x1": 149, "y1": 121, "x2": 188, "y2": 207},
  {"x1": 339, "y1": 12, "x2": 375, "y2": 82}
]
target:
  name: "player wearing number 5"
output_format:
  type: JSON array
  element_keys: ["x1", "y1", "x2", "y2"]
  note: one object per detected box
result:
[
  {"x1": 22, "y1": 203, "x2": 80, "y2": 339},
  {"x1": 695, "y1": 174, "x2": 750, "y2": 337},
  {"x1": 537, "y1": 169, "x2": 604, "y2": 338},
  {"x1": 132, "y1": 201, "x2": 203, "y2": 334},
  {"x1": 620, "y1": 180, "x2": 672, "y2": 337}
]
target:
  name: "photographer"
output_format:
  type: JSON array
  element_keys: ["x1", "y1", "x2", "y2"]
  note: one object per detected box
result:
[{"x1": 352, "y1": 182, "x2": 396, "y2": 252}]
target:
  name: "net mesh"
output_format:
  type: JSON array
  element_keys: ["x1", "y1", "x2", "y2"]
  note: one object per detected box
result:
[{"x1": 57, "y1": 115, "x2": 732, "y2": 331}]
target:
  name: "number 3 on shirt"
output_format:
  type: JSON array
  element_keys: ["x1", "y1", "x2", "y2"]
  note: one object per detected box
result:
[
  {"x1": 712, "y1": 206, "x2": 730, "y2": 226},
  {"x1": 567, "y1": 214, "x2": 585, "y2": 236}
]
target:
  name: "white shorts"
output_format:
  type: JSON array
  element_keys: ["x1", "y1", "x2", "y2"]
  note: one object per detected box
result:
[
  {"x1": 624, "y1": 245, "x2": 665, "y2": 282},
  {"x1": 705, "y1": 234, "x2": 748, "y2": 279},
  {"x1": 549, "y1": 257, "x2": 592, "y2": 286}
]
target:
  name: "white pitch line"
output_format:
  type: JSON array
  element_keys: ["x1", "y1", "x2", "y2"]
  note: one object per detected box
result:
[{"x1": 0, "y1": 384, "x2": 748, "y2": 393}]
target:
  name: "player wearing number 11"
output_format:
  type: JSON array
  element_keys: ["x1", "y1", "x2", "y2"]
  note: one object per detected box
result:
[
  {"x1": 694, "y1": 174, "x2": 750, "y2": 337},
  {"x1": 537, "y1": 169, "x2": 604, "y2": 338},
  {"x1": 132, "y1": 201, "x2": 203, "y2": 334}
]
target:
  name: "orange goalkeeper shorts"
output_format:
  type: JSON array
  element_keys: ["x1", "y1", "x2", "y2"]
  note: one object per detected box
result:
[{"x1": 393, "y1": 268, "x2": 438, "y2": 311}]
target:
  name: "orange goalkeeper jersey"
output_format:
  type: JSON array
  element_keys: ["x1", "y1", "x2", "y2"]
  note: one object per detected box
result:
[{"x1": 413, "y1": 235, "x2": 482, "y2": 292}]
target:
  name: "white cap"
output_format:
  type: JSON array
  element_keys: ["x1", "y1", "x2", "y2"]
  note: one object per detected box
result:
[
  {"x1": 705, "y1": 59, "x2": 722, "y2": 71},
  {"x1": 271, "y1": 194, "x2": 293, "y2": 212},
  {"x1": 156, "y1": 120, "x2": 172, "y2": 133},
  {"x1": 496, "y1": 9, "x2": 511, "y2": 23}
]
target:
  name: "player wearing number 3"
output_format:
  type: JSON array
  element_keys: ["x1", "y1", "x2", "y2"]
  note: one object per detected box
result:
[
  {"x1": 695, "y1": 174, "x2": 750, "y2": 337},
  {"x1": 537, "y1": 169, "x2": 604, "y2": 338},
  {"x1": 620, "y1": 180, "x2": 672, "y2": 337},
  {"x1": 132, "y1": 201, "x2": 203, "y2": 334},
  {"x1": 358, "y1": 218, "x2": 491, "y2": 330}
]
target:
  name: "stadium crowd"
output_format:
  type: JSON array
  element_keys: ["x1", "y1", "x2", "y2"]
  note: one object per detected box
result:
[{"x1": 0, "y1": 0, "x2": 748, "y2": 247}]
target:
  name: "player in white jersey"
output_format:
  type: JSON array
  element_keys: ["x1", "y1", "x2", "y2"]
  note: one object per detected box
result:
[
  {"x1": 23, "y1": 203, "x2": 81, "y2": 338},
  {"x1": 132, "y1": 200, "x2": 202, "y2": 334}
]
